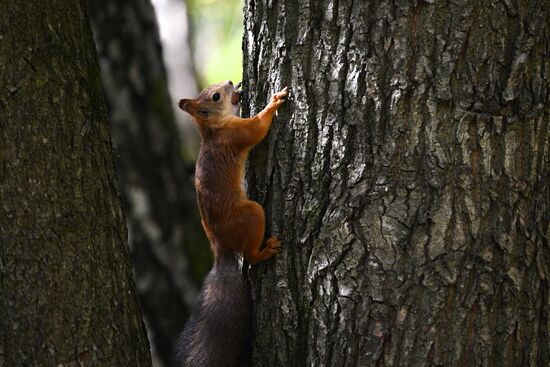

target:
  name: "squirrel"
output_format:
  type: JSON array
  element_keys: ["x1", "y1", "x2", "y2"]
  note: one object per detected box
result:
[{"x1": 175, "y1": 80, "x2": 288, "y2": 367}]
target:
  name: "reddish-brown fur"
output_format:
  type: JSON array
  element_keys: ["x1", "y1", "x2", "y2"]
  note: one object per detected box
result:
[
  {"x1": 179, "y1": 80, "x2": 288, "y2": 264},
  {"x1": 175, "y1": 81, "x2": 287, "y2": 367}
]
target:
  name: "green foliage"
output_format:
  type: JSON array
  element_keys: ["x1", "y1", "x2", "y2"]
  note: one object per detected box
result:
[{"x1": 188, "y1": 0, "x2": 243, "y2": 88}]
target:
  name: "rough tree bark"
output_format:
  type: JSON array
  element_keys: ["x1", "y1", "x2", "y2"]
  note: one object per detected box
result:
[
  {"x1": 243, "y1": 1, "x2": 549, "y2": 366},
  {"x1": 0, "y1": 1, "x2": 151, "y2": 366},
  {"x1": 87, "y1": 1, "x2": 210, "y2": 366}
]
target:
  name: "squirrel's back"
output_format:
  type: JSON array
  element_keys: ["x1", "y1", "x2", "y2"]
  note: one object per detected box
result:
[{"x1": 175, "y1": 252, "x2": 252, "y2": 367}]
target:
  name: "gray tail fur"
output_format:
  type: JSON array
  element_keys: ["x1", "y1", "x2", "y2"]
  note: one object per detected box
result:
[{"x1": 175, "y1": 252, "x2": 252, "y2": 367}]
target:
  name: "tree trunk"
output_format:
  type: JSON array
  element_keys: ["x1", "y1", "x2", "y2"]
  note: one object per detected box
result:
[
  {"x1": 151, "y1": 0, "x2": 202, "y2": 163},
  {"x1": 0, "y1": 1, "x2": 151, "y2": 366},
  {"x1": 87, "y1": 1, "x2": 210, "y2": 366},
  {"x1": 243, "y1": 1, "x2": 549, "y2": 366}
]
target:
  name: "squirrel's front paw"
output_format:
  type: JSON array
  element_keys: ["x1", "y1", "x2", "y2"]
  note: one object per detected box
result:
[
  {"x1": 272, "y1": 87, "x2": 289, "y2": 104},
  {"x1": 259, "y1": 87, "x2": 289, "y2": 120},
  {"x1": 267, "y1": 87, "x2": 289, "y2": 111}
]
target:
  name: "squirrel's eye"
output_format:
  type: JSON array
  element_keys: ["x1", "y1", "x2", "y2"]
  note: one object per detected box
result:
[{"x1": 212, "y1": 92, "x2": 221, "y2": 102}]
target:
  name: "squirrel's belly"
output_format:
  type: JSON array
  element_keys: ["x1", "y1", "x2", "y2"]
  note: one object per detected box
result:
[{"x1": 196, "y1": 190, "x2": 242, "y2": 225}]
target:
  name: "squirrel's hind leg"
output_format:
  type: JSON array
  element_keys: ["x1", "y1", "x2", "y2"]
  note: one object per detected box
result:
[{"x1": 239, "y1": 201, "x2": 281, "y2": 264}]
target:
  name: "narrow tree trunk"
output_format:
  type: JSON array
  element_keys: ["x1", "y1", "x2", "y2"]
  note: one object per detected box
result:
[
  {"x1": 243, "y1": 1, "x2": 549, "y2": 366},
  {"x1": 0, "y1": 1, "x2": 151, "y2": 366},
  {"x1": 151, "y1": 0, "x2": 202, "y2": 163},
  {"x1": 87, "y1": 1, "x2": 210, "y2": 366}
]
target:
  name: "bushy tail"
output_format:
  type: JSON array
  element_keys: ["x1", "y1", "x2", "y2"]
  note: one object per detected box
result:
[{"x1": 175, "y1": 252, "x2": 252, "y2": 367}]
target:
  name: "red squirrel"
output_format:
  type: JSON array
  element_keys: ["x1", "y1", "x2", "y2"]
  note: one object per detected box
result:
[{"x1": 175, "y1": 80, "x2": 288, "y2": 367}]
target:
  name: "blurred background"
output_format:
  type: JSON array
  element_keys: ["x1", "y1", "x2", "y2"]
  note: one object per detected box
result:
[
  {"x1": 88, "y1": 0, "x2": 243, "y2": 366},
  {"x1": 153, "y1": 0, "x2": 244, "y2": 162}
]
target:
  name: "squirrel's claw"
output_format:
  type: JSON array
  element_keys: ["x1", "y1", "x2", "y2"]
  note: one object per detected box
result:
[
  {"x1": 279, "y1": 86, "x2": 289, "y2": 100},
  {"x1": 272, "y1": 87, "x2": 289, "y2": 105}
]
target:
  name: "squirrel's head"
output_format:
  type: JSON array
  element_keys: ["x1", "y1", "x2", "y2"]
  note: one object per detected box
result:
[{"x1": 178, "y1": 80, "x2": 242, "y2": 129}]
